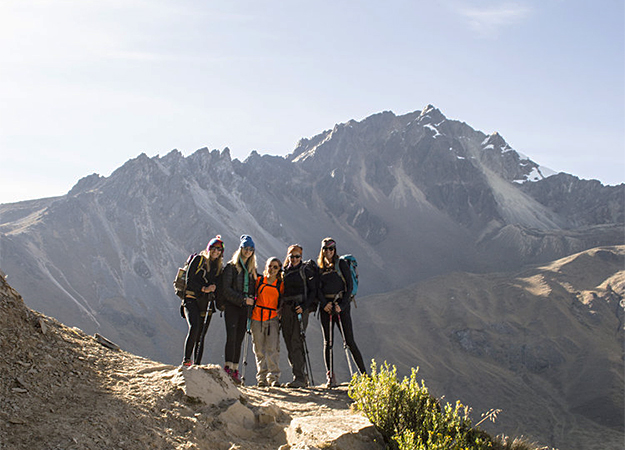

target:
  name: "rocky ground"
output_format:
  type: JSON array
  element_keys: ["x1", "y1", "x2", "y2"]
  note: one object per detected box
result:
[{"x1": 0, "y1": 276, "x2": 383, "y2": 450}]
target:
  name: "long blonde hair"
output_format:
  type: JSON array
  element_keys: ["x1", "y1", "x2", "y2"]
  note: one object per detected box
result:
[
  {"x1": 199, "y1": 249, "x2": 223, "y2": 276},
  {"x1": 230, "y1": 248, "x2": 257, "y2": 280}
]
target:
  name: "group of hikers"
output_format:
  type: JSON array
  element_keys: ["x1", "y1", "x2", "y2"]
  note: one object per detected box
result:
[{"x1": 178, "y1": 234, "x2": 367, "y2": 388}]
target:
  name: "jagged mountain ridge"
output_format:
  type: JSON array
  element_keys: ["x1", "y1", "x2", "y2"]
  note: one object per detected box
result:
[{"x1": 0, "y1": 105, "x2": 622, "y2": 366}]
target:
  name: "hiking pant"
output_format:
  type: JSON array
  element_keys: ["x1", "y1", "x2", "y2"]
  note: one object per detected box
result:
[
  {"x1": 251, "y1": 317, "x2": 281, "y2": 384},
  {"x1": 280, "y1": 301, "x2": 308, "y2": 383},
  {"x1": 183, "y1": 296, "x2": 208, "y2": 363},
  {"x1": 224, "y1": 303, "x2": 249, "y2": 366},
  {"x1": 320, "y1": 307, "x2": 367, "y2": 376}
]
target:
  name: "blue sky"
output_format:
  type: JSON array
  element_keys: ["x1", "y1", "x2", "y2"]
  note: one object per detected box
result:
[{"x1": 1, "y1": 0, "x2": 623, "y2": 204}]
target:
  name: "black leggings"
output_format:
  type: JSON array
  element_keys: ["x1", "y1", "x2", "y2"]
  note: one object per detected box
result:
[
  {"x1": 183, "y1": 298, "x2": 208, "y2": 362},
  {"x1": 224, "y1": 303, "x2": 249, "y2": 365},
  {"x1": 320, "y1": 307, "x2": 367, "y2": 375}
]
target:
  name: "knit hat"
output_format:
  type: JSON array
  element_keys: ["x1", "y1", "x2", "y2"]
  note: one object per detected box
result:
[
  {"x1": 239, "y1": 234, "x2": 255, "y2": 249},
  {"x1": 321, "y1": 237, "x2": 336, "y2": 249},
  {"x1": 207, "y1": 235, "x2": 224, "y2": 251}
]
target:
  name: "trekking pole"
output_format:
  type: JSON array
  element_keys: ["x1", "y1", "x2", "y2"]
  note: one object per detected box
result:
[
  {"x1": 194, "y1": 305, "x2": 213, "y2": 365},
  {"x1": 335, "y1": 313, "x2": 356, "y2": 377},
  {"x1": 298, "y1": 312, "x2": 314, "y2": 386},
  {"x1": 328, "y1": 305, "x2": 334, "y2": 388},
  {"x1": 240, "y1": 304, "x2": 253, "y2": 386}
]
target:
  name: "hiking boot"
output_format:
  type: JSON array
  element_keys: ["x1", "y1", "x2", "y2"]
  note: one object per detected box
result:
[
  {"x1": 285, "y1": 378, "x2": 307, "y2": 388},
  {"x1": 324, "y1": 372, "x2": 337, "y2": 388},
  {"x1": 257, "y1": 380, "x2": 269, "y2": 387},
  {"x1": 231, "y1": 370, "x2": 242, "y2": 385},
  {"x1": 270, "y1": 380, "x2": 282, "y2": 387},
  {"x1": 182, "y1": 359, "x2": 192, "y2": 368}
]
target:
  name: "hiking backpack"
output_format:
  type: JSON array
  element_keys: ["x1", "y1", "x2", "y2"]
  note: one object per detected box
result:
[
  {"x1": 337, "y1": 254, "x2": 358, "y2": 302},
  {"x1": 173, "y1": 252, "x2": 199, "y2": 299}
]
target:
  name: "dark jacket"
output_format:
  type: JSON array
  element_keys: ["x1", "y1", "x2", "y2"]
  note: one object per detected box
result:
[
  {"x1": 318, "y1": 258, "x2": 352, "y2": 311},
  {"x1": 222, "y1": 261, "x2": 256, "y2": 307},
  {"x1": 184, "y1": 254, "x2": 221, "y2": 301},
  {"x1": 282, "y1": 260, "x2": 319, "y2": 312}
]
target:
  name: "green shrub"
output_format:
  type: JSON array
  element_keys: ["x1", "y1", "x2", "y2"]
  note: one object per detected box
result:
[{"x1": 348, "y1": 361, "x2": 544, "y2": 450}]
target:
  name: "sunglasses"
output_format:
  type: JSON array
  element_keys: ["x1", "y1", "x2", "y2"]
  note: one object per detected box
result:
[
  {"x1": 269, "y1": 264, "x2": 281, "y2": 270},
  {"x1": 323, "y1": 247, "x2": 335, "y2": 251},
  {"x1": 289, "y1": 254, "x2": 302, "y2": 259},
  {"x1": 210, "y1": 247, "x2": 223, "y2": 252},
  {"x1": 242, "y1": 246, "x2": 254, "y2": 251}
]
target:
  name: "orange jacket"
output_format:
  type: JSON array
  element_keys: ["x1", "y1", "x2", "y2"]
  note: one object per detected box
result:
[{"x1": 252, "y1": 276, "x2": 283, "y2": 321}]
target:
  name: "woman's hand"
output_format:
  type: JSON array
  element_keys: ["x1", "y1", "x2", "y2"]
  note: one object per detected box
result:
[
  {"x1": 202, "y1": 284, "x2": 217, "y2": 293},
  {"x1": 323, "y1": 303, "x2": 333, "y2": 314},
  {"x1": 245, "y1": 297, "x2": 255, "y2": 306},
  {"x1": 334, "y1": 304, "x2": 342, "y2": 314},
  {"x1": 295, "y1": 305, "x2": 303, "y2": 314}
]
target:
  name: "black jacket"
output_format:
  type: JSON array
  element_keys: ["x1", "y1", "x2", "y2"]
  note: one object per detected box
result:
[
  {"x1": 184, "y1": 254, "x2": 221, "y2": 300},
  {"x1": 222, "y1": 261, "x2": 256, "y2": 308},
  {"x1": 282, "y1": 260, "x2": 319, "y2": 311},
  {"x1": 318, "y1": 258, "x2": 352, "y2": 311}
]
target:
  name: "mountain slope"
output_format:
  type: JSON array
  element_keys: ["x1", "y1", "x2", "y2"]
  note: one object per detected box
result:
[{"x1": 353, "y1": 245, "x2": 625, "y2": 450}]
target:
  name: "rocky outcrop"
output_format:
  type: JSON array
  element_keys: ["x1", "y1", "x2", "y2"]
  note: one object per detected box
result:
[{"x1": 0, "y1": 275, "x2": 383, "y2": 450}]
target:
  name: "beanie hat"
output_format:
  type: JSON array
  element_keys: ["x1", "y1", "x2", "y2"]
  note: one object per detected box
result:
[
  {"x1": 321, "y1": 237, "x2": 336, "y2": 249},
  {"x1": 240, "y1": 234, "x2": 255, "y2": 249},
  {"x1": 207, "y1": 235, "x2": 224, "y2": 251}
]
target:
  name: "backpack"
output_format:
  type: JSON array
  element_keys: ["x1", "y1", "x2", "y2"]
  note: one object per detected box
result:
[
  {"x1": 337, "y1": 254, "x2": 358, "y2": 303},
  {"x1": 173, "y1": 252, "x2": 199, "y2": 299}
]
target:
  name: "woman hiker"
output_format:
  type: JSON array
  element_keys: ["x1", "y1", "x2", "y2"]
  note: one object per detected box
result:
[
  {"x1": 221, "y1": 235, "x2": 257, "y2": 384},
  {"x1": 181, "y1": 235, "x2": 224, "y2": 366},
  {"x1": 317, "y1": 237, "x2": 367, "y2": 387},
  {"x1": 251, "y1": 257, "x2": 284, "y2": 387},
  {"x1": 281, "y1": 244, "x2": 318, "y2": 388}
]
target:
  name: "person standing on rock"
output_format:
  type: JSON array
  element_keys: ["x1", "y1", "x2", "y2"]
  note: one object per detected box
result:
[
  {"x1": 317, "y1": 237, "x2": 367, "y2": 387},
  {"x1": 221, "y1": 235, "x2": 257, "y2": 384},
  {"x1": 181, "y1": 235, "x2": 224, "y2": 366},
  {"x1": 280, "y1": 244, "x2": 319, "y2": 388},
  {"x1": 250, "y1": 257, "x2": 283, "y2": 387}
]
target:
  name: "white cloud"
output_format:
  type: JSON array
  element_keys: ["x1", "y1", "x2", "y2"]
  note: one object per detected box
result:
[{"x1": 453, "y1": 2, "x2": 533, "y2": 37}]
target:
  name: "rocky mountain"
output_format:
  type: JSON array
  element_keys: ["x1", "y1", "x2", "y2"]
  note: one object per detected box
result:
[{"x1": 0, "y1": 104, "x2": 622, "y2": 368}]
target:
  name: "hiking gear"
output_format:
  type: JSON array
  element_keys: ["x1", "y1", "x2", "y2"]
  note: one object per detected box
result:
[
  {"x1": 240, "y1": 305, "x2": 253, "y2": 385},
  {"x1": 252, "y1": 275, "x2": 281, "y2": 322},
  {"x1": 239, "y1": 234, "x2": 255, "y2": 249},
  {"x1": 193, "y1": 301, "x2": 215, "y2": 365},
  {"x1": 321, "y1": 237, "x2": 336, "y2": 250},
  {"x1": 182, "y1": 359, "x2": 192, "y2": 367},
  {"x1": 336, "y1": 313, "x2": 356, "y2": 377},
  {"x1": 271, "y1": 380, "x2": 281, "y2": 387},
  {"x1": 207, "y1": 235, "x2": 224, "y2": 251},
  {"x1": 285, "y1": 378, "x2": 307, "y2": 388},
  {"x1": 257, "y1": 380, "x2": 269, "y2": 387},
  {"x1": 298, "y1": 312, "x2": 315, "y2": 386},
  {"x1": 173, "y1": 252, "x2": 199, "y2": 299},
  {"x1": 231, "y1": 369, "x2": 242, "y2": 385},
  {"x1": 328, "y1": 309, "x2": 335, "y2": 387},
  {"x1": 335, "y1": 254, "x2": 358, "y2": 305},
  {"x1": 290, "y1": 254, "x2": 301, "y2": 259},
  {"x1": 280, "y1": 298, "x2": 308, "y2": 383},
  {"x1": 324, "y1": 371, "x2": 337, "y2": 388}
]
